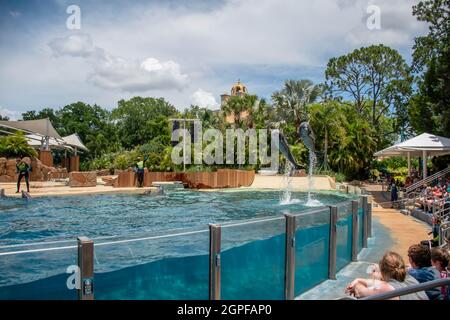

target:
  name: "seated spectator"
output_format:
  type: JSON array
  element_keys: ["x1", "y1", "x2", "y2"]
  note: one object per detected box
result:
[
  {"x1": 345, "y1": 251, "x2": 428, "y2": 300},
  {"x1": 431, "y1": 247, "x2": 449, "y2": 300},
  {"x1": 407, "y1": 244, "x2": 443, "y2": 300}
]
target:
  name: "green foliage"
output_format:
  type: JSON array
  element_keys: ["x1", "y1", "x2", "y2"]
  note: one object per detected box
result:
[
  {"x1": 272, "y1": 79, "x2": 322, "y2": 129},
  {"x1": 0, "y1": 132, "x2": 38, "y2": 158},
  {"x1": 325, "y1": 44, "x2": 412, "y2": 133},
  {"x1": 409, "y1": 0, "x2": 450, "y2": 137},
  {"x1": 112, "y1": 97, "x2": 178, "y2": 149}
]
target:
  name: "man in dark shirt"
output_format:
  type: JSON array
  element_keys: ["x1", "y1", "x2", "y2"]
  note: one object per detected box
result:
[
  {"x1": 407, "y1": 244, "x2": 443, "y2": 300},
  {"x1": 16, "y1": 157, "x2": 32, "y2": 193}
]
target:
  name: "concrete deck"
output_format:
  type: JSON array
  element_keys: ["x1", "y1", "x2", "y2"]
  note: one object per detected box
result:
[
  {"x1": 297, "y1": 183, "x2": 430, "y2": 300},
  {"x1": 0, "y1": 181, "x2": 156, "y2": 198}
]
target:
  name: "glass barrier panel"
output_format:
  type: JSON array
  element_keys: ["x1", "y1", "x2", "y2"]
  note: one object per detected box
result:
[
  {"x1": 93, "y1": 228, "x2": 209, "y2": 300},
  {"x1": 294, "y1": 208, "x2": 330, "y2": 296},
  {"x1": 358, "y1": 206, "x2": 364, "y2": 252},
  {"x1": 336, "y1": 203, "x2": 353, "y2": 272},
  {"x1": 0, "y1": 242, "x2": 78, "y2": 300},
  {"x1": 221, "y1": 217, "x2": 286, "y2": 300}
]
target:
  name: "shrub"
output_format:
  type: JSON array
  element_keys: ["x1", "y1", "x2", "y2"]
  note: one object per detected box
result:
[{"x1": 0, "y1": 132, "x2": 38, "y2": 158}]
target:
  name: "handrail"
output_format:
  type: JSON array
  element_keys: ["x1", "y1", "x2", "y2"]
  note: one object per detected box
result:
[
  {"x1": 406, "y1": 167, "x2": 450, "y2": 194},
  {"x1": 361, "y1": 278, "x2": 450, "y2": 300}
]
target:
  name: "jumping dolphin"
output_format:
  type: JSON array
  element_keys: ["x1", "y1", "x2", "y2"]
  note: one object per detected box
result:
[
  {"x1": 299, "y1": 122, "x2": 315, "y2": 154},
  {"x1": 278, "y1": 132, "x2": 302, "y2": 171}
]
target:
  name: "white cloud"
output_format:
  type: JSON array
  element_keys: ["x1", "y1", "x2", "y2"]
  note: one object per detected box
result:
[
  {"x1": 191, "y1": 89, "x2": 219, "y2": 109},
  {"x1": 48, "y1": 33, "x2": 97, "y2": 58},
  {"x1": 0, "y1": 0, "x2": 428, "y2": 113},
  {"x1": 0, "y1": 107, "x2": 20, "y2": 120},
  {"x1": 48, "y1": 33, "x2": 189, "y2": 92}
]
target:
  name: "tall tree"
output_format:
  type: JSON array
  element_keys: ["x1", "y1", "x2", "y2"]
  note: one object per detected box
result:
[
  {"x1": 112, "y1": 97, "x2": 178, "y2": 149},
  {"x1": 409, "y1": 0, "x2": 450, "y2": 137},
  {"x1": 325, "y1": 45, "x2": 412, "y2": 128}
]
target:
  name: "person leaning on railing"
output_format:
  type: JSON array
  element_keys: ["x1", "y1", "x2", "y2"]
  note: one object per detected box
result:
[
  {"x1": 431, "y1": 247, "x2": 449, "y2": 300},
  {"x1": 407, "y1": 244, "x2": 443, "y2": 300},
  {"x1": 345, "y1": 251, "x2": 428, "y2": 300}
]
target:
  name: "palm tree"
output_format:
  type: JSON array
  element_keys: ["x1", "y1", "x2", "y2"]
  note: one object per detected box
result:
[
  {"x1": 272, "y1": 80, "x2": 322, "y2": 131},
  {"x1": 309, "y1": 101, "x2": 346, "y2": 171},
  {"x1": 222, "y1": 94, "x2": 259, "y2": 129}
]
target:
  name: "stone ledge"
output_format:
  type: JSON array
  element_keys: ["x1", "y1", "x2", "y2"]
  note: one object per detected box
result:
[{"x1": 69, "y1": 171, "x2": 97, "y2": 188}]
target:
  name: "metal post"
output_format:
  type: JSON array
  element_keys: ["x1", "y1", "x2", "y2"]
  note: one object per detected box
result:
[
  {"x1": 362, "y1": 196, "x2": 369, "y2": 248},
  {"x1": 183, "y1": 121, "x2": 186, "y2": 173},
  {"x1": 209, "y1": 224, "x2": 221, "y2": 300},
  {"x1": 77, "y1": 237, "x2": 94, "y2": 300},
  {"x1": 284, "y1": 214, "x2": 296, "y2": 300},
  {"x1": 351, "y1": 200, "x2": 358, "y2": 262},
  {"x1": 0, "y1": 188, "x2": 5, "y2": 198},
  {"x1": 328, "y1": 206, "x2": 338, "y2": 280},
  {"x1": 367, "y1": 200, "x2": 372, "y2": 238}
]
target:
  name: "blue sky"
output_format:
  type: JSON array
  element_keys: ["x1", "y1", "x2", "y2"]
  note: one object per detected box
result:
[{"x1": 0, "y1": 0, "x2": 427, "y2": 119}]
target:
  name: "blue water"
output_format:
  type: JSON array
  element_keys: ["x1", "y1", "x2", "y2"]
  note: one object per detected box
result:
[
  {"x1": 294, "y1": 209, "x2": 331, "y2": 296},
  {"x1": 336, "y1": 205, "x2": 353, "y2": 272},
  {"x1": 0, "y1": 190, "x2": 356, "y2": 300},
  {"x1": 0, "y1": 190, "x2": 349, "y2": 245}
]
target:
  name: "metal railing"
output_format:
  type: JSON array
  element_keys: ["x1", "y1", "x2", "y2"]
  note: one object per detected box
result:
[
  {"x1": 405, "y1": 167, "x2": 450, "y2": 196},
  {"x1": 0, "y1": 195, "x2": 372, "y2": 300},
  {"x1": 361, "y1": 278, "x2": 450, "y2": 300}
]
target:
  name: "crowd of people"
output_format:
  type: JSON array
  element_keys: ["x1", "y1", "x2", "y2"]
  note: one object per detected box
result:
[{"x1": 345, "y1": 245, "x2": 449, "y2": 300}]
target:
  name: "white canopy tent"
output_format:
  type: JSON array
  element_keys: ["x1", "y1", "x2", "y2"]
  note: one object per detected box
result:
[
  {"x1": 61, "y1": 133, "x2": 88, "y2": 155},
  {"x1": 374, "y1": 133, "x2": 450, "y2": 178},
  {"x1": 0, "y1": 118, "x2": 63, "y2": 150}
]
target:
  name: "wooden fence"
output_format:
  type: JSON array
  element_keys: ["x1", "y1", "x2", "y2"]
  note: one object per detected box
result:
[{"x1": 114, "y1": 169, "x2": 255, "y2": 189}]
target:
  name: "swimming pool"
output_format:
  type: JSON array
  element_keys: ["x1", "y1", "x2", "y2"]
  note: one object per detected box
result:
[
  {"x1": 0, "y1": 190, "x2": 350, "y2": 244},
  {"x1": 0, "y1": 189, "x2": 363, "y2": 300}
]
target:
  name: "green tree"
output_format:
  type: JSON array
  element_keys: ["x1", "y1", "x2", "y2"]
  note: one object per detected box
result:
[
  {"x1": 112, "y1": 97, "x2": 178, "y2": 149},
  {"x1": 409, "y1": 0, "x2": 450, "y2": 137},
  {"x1": 325, "y1": 45, "x2": 412, "y2": 129},
  {"x1": 0, "y1": 132, "x2": 38, "y2": 158},
  {"x1": 308, "y1": 101, "x2": 346, "y2": 170},
  {"x1": 0, "y1": 115, "x2": 9, "y2": 121},
  {"x1": 221, "y1": 94, "x2": 259, "y2": 129},
  {"x1": 272, "y1": 79, "x2": 322, "y2": 131}
]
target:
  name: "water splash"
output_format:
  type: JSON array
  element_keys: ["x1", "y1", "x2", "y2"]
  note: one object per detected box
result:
[
  {"x1": 305, "y1": 149, "x2": 322, "y2": 207},
  {"x1": 280, "y1": 162, "x2": 301, "y2": 205}
]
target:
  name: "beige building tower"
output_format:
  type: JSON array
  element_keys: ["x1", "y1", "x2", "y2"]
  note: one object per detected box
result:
[{"x1": 220, "y1": 80, "x2": 249, "y2": 124}]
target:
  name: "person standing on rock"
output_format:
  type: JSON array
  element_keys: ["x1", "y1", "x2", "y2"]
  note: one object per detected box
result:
[{"x1": 16, "y1": 157, "x2": 32, "y2": 193}]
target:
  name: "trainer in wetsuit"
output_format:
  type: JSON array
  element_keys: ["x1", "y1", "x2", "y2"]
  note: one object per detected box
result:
[
  {"x1": 16, "y1": 157, "x2": 32, "y2": 193},
  {"x1": 135, "y1": 157, "x2": 145, "y2": 188}
]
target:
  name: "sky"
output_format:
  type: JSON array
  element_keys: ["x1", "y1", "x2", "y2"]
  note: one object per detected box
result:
[{"x1": 0, "y1": 0, "x2": 428, "y2": 119}]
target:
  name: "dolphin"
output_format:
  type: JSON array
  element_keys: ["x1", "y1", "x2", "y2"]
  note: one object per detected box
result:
[
  {"x1": 299, "y1": 122, "x2": 316, "y2": 154},
  {"x1": 278, "y1": 132, "x2": 302, "y2": 171},
  {"x1": 21, "y1": 191, "x2": 32, "y2": 201}
]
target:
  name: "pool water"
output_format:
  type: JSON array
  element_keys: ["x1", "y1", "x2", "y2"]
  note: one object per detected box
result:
[
  {"x1": 0, "y1": 190, "x2": 350, "y2": 245},
  {"x1": 0, "y1": 189, "x2": 357, "y2": 300}
]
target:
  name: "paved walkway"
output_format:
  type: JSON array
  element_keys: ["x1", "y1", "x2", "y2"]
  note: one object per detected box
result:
[{"x1": 298, "y1": 183, "x2": 430, "y2": 300}]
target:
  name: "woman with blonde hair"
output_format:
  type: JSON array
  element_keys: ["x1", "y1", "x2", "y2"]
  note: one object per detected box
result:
[{"x1": 345, "y1": 251, "x2": 428, "y2": 300}]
